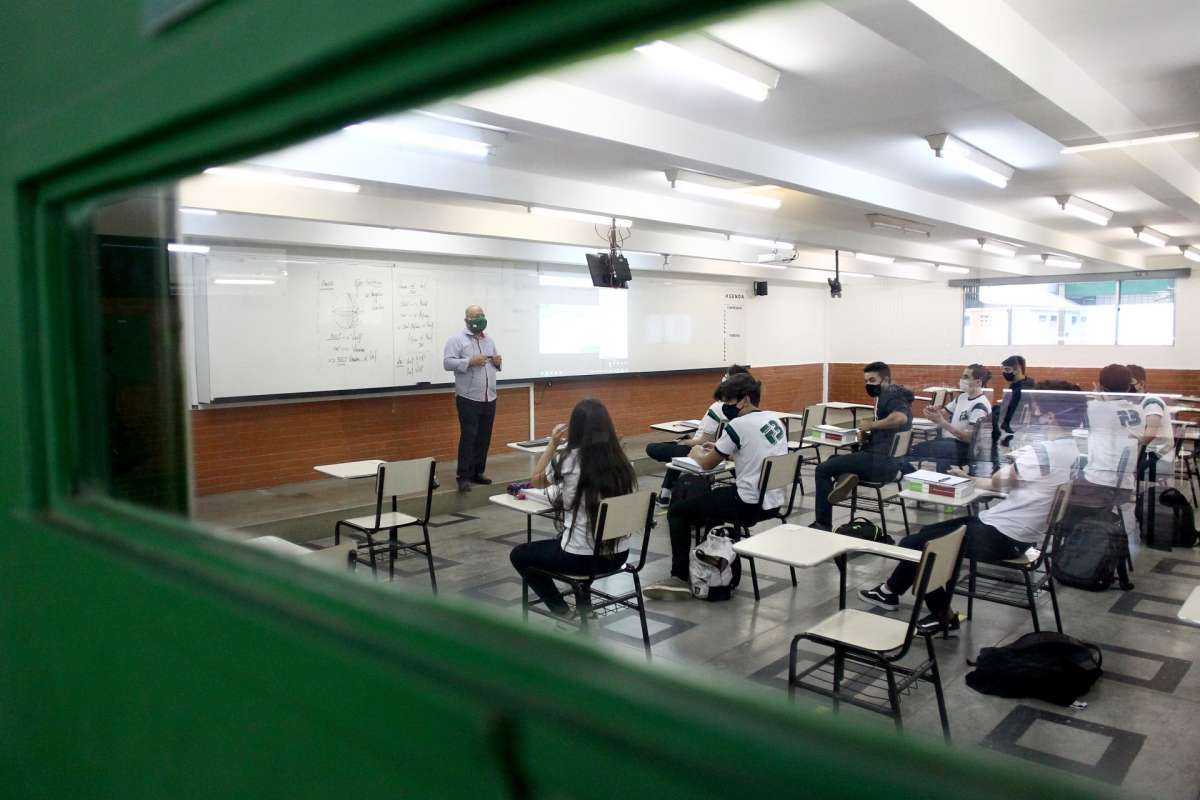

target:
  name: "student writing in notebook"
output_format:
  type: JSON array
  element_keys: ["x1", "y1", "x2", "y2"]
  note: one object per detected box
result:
[
  {"x1": 645, "y1": 364, "x2": 750, "y2": 508},
  {"x1": 902, "y1": 364, "x2": 992, "y2": 474},
  {"x1": 509, "y1": 398, "x2": 638, "y2": 619},
  {"x1": 645, "y1": 373, "x2": 788, "y2": 600}
]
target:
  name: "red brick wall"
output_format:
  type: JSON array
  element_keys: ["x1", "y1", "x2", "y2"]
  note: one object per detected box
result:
[
  {"x1": 192, "y1": 364, "x2": 824, "y2": 495},
  {"x1": 531, "y1": 364, "x2": 824, "y2": 436},
  {"x1": 828, "y1": 362, "x2": 1200, "y2": 409}
]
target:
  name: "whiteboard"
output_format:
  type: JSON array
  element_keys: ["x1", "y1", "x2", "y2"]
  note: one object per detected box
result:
[{"x1": 198, "y1": 248, "x2": 749, "y2": 400}]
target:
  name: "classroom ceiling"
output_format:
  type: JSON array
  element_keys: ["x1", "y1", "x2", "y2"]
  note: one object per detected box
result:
[{"x1": 210, "y1": 0, "x2": 1200, "y2": 282}]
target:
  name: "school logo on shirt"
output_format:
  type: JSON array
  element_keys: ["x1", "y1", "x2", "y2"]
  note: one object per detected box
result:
[
  {"x1": 760, "y1": 420, "x2": 785, "y2": 444},
  {"x1": 1116, "y1": 409, "x2": 1143, "y2": 428}
]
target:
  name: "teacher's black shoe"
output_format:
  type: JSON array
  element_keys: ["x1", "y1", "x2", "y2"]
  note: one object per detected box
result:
[
  {"x1": 457, "y1": 480, "x2": 472, "y2": 492},
  {"x1": 470, "y1": 475, "x2": 493, "y2": 485}
]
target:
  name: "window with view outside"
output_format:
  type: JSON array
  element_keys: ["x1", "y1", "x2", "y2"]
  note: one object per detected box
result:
[
  {"x1": 963, "y1": 279, "x2": 1172, "y2": 346},
  {"x1": 1117, "y1": 278, "x2": 1175, "y2": 345}
]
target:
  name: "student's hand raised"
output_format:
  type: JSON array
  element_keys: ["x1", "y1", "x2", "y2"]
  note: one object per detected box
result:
[{"x1": 549, "y1": 423, "x2": 568, "y2": 443}]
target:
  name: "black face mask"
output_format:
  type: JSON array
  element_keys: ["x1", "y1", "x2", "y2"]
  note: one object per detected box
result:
[
  {"x1": 865, "y1": 383, "x2": 882, "y2": 398},
  {"x1": 721, "y1": 403, "x2": 742, "y2": 420},
  {"x1": 1002, "y1": 371, "x2": 1016, "y2": 382}
]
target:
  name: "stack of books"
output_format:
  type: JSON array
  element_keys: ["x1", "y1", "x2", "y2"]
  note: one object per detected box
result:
[
  {"x1": 810, "y1": 424, "x2": 859, "y2": 445},
  {"x1": 904, "y1": 469, "x2": 975, "y2": 500}
]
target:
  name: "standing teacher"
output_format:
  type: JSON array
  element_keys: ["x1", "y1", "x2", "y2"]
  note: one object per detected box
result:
[{"x1": 443, "y1": 305, "x2": 502, "y2": 492}]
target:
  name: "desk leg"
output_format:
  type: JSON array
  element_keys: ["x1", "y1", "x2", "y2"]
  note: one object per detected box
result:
[
  {"x1": 526, "y1": 514, "x2": 532, "y2": 544},
  {"x1": 836, "y1": 554, "x2": 847, "y2": 609}
]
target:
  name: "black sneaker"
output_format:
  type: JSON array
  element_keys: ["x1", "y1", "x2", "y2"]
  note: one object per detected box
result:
[
  {"x1": 858, "y1": 584, "x2": 900, "y2": 611},
  {"x1": 656, "y1": 494, "x2": 672, "y2": 508},
  {"x1": 457, "y1": 480, "x2": 472, "y2": 492},
  {"x1": 916, "y1": 611, "x2": 961, "y2": 637},
  {"x1": 470, "y1": 475, "x2": 493, "y2": 485}
]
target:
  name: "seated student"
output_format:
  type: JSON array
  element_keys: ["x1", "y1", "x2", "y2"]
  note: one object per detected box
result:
[
  {"x1": 509, "y1": 398, "x2": 638, "y2": 619},
  {"x1": 859, "y1": 381, "x2": 1085, "y2": 631},
  {"x1": 994, "y1": 355, "x2": 1035, "y2": 441},
  {"x1": 904, "y1": 364, "x2": 992, "y2": 474},
  {"x1": 644, "y1": 373, "x2": 788, "y2": 600},
  {"x1": 1079, "y1": 364, "x2": 1141, "y2": 504},
  {"x1": 811, "y1": 361, "x2": 913, "y2": 531},
  {"x1": 645, "y1": 364, "x2": 750, "y2": 507}
]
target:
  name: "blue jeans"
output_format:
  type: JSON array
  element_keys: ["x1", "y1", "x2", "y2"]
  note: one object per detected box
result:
[{"x1": 510, "y1": 539, "x2": 627, "y2": 613}]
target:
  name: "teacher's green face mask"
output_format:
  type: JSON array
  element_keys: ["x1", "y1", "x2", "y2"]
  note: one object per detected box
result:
[{"x1": 467, "y1": 316, "x2": 487, "y2": 333}]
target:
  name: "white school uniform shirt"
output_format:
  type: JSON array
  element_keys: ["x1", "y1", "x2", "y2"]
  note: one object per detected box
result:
[
  {"x1": 1083, "y1": 398, "x2": 1141, "y2": 488},
  {"x1": 979, "y1": 437, "x2": 1078, "y2": 545},
  {"x1": 544, "y1": 451, "x2": 630, "y2": 556},
  {"x1": 945, "y1": 391, "x2": 991, "y2": 435},
  {"x1": 698, "y1": 401, "x2": 731, "y2": 437},
  {"x1": 1137, "y1": 395, "x2": 1175, "y2": 462},
  {"x1": 715, "y1": 409, "x2": 789, "y2": 509}
]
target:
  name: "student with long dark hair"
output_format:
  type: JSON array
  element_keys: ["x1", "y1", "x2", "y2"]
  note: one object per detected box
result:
[{"x1": 510, "y1": 398, "x2": 639, "y2": 618}]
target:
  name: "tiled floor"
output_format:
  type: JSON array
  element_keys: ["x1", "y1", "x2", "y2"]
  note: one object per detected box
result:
[{"x1": 210, "y1": 463, "x2": 1200, "y2": 799}]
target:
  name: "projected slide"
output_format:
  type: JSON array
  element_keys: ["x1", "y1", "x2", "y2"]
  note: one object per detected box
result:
[{"x1": 538, "y1": 290, "x2": 627, "y2": 359}]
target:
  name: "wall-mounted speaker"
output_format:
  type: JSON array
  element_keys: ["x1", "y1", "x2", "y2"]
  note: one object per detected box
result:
[{"x1": 753, "y1": 281, "x2": 768, "y2": 296}]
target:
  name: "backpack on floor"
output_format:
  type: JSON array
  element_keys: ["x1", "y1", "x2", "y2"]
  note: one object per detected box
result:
[
  {"x1": 689, "y1": 525, "x2": 741, "y2": 602},
  {"x1": 835, "y1": 516, "x2": 894, "y2": 545},
  {"x1": 1051, "y1": 509, "x2": 1131, "y2": 591},
  {"x1": 669, "y1": 473, "x2": 711, "y2": 510},
  {"x1": 1136, "y1": 487, "x2": 1198, "y2": 549},
  {"x1": 965, "y1": 631, "x2": 1102, "y2": 707}
]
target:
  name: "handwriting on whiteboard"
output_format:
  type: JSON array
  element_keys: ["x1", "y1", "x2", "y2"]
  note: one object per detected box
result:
[
  {"x1": 395, "y1": 273, "x2": 438, "y2": 380},
  {"x1": 318, "y1": 273, "x2": 386, "y2": 369}
]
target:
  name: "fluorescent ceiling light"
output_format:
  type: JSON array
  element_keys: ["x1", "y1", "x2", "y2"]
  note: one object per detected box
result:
[
  {"x1": 343, "y1": 122, "x2": 492, "y2": 157},
  {"x1": 1041, "y1": 254, "x2": 1082, "y2": 269},
  {"x1": 936, "y1": 264, "x2": 969, "y2": 275},
  {"x1": 167, "y1": 243, "x2": 209, "y2": 254},
  {"x1": 742, "y1": 262, "x2": 787, "y2": 270},
  {"x1": 1132, "y1": 226, "x2": 1168, "y2": 247},
  {"x1": 413, "y1": 110, "x2": 509, "y2": 132},
  {"x1": 1061, "y1": 130, "x2": 1199, "y2": 154},
  {"x1": 977, "y1": 238, "x2": 1018, "y2": 257},
  {"x1": 729, "y1": 234, "x2": 793, "y2": 249},
  {"x1": 667, "y1": 171, "x2": 781, "y2": 209},
  {"x1": 853, "y1": 252, "x2": 894, "y2": 264},
  {"x1": 178, "y1": 207, "x2": 217, "y2": 216},
  {"x1": 204, "y1": 166, "x2": 360, "y2": 193},
  {"x1": 841, "y1": 272, "x2": 875, "y2": 279},
  {"x1": 866, "y1": 213, "x2": 933, "y2": 237},
  {"x1": 214, "y1": 278, "x2": 276, "y2": 286},
  {"x1": 529, "y1": 206, "x2": 632, "y2": 228},
  {"x1": 1056, "y1": 195, "x2": 1113, "y2": 226},
  {"x1": 926, "y1": 133, "x2": 1014, "y2": 188},
  {"x1": 1181, "y1": 246, "x2": 1200, "y2": 263},
  {"x1": 634, "y1": 36, "x2": 780, "y2": 102}
]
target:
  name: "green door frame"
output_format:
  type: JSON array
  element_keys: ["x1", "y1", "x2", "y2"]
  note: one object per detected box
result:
[{"x1": 0, "y1": 2, "x2": 1115, "y2": 797}]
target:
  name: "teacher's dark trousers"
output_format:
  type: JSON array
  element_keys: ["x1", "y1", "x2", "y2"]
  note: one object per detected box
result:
[{"x1": 455, "y1": 395, "x2": 496, "y2": 481}]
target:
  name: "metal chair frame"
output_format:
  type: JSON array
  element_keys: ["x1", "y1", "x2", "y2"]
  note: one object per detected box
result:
[
  {"x1": 333, "y1": 458, "x2": 438, "y2": 592},
  {"x1": 522, "y1": 490, "x2": 658, "y2": 656},
  {"x1": 837, "y1": 429, "x2": 913, "y2": 539},
  {"x1": 734, "y1": 450, "x2": 804, "y2": 601}
]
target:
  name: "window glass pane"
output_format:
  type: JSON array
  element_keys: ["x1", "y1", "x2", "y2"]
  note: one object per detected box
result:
[
  {"x1": 1118, "y1": 278, "x2": 1175, "y2": 345},
  {"x1": 1060, "y1": 281, "x2": 1116, "y2": 345}
]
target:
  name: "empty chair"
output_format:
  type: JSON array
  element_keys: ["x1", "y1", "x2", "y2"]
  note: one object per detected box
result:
[
  {"x1": 788, "y1": 526, "x2": 965, "y2": 742},
  {"x1": 785, "y1": 405, "x2": 825, "y2": 494},
  {"x1": 334, "y1": 458, "x2": 438, "y2": 592},
  {"x1": 522, "y1": 490, "x2": 658, "y2": 655}
]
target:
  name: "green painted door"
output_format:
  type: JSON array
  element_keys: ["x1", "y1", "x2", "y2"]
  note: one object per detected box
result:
[{"x1": 0, "y1": 2, "x2": 1114, "y2": 798}]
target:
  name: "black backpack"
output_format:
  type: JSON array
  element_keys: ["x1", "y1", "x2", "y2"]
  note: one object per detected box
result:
[
  {"x1": 966, "y1": 631, "x2": 1103, "y2": 706},
  {"x1": 1051, "y1": 509, "x2": 1132, "y2": 591},
  {"x1": 835, "y1": 516, "x2": 894, "y2": 545},
  {"x1": 1137, "y1": 487, "x2": 1198, "y2": 549}
]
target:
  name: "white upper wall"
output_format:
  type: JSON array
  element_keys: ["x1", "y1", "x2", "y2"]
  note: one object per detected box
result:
[
  {"x1": 825, "y1": 272, "x2": 1200, "y2": 370},
  {"x1": 745, "y1": 283, "x2": 827, "y2": 367}
]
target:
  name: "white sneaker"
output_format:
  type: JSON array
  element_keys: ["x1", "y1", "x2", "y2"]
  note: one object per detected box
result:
[{"x1": 644, "y1": 576, "x2": 691, "y2": 601}]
